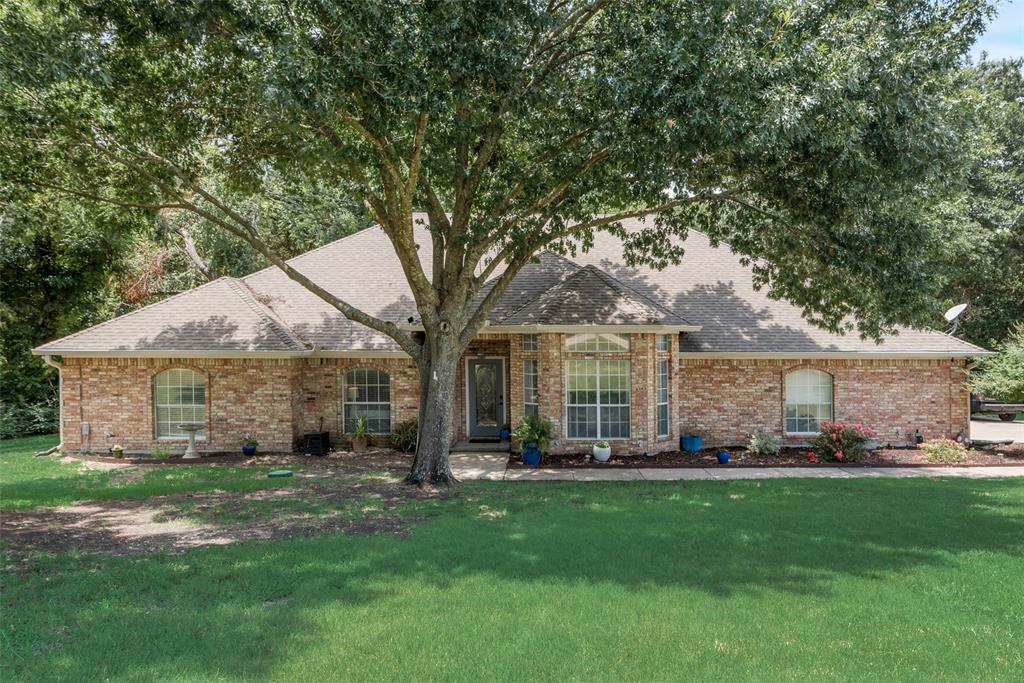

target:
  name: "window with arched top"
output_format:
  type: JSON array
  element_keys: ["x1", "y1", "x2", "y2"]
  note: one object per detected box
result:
[
  {"x1": 343, "y1": 368, "x2": 391, "y2": 433},
  {"x1": 154, "y1": 369, "x2": 206, "y2": 438},
  {"x1": 784, "y1": 369, "x2": 833, "y2": 435}
]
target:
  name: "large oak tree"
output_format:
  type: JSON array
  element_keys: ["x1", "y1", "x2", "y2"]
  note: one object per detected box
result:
[{"x1": 0, "y1": 0, "x2": 990, "y2": 483}]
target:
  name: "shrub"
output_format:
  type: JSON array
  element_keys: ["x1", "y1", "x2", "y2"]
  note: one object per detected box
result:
[
  {"x1": 747, "y1": 430, "x2": 780, "y2": 456},
  {"x1": 389, "y1": 419, "x2": 419, "y2": 453},
  {"x1": 921, "y1": 438, "x2": 967, "y2": 464},
  {"x1": 0, "y1": 400, "x2": 59, "y2": 439},
  {"x1": 808, "y1": 422, "x2": 874, "y2": 463},
  {"x1": 151, "y1": 443, "x2": 172, "y2": 460}
]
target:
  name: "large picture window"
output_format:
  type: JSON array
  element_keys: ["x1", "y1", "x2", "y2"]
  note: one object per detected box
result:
[
  {"x1": 523, "y1": 359, "x2": 539, "y2": 418},
  {"x1": 344, "y1": 368, "x2": 391, "y2": 433},
  {"x1": 566, "y1": 359, "x2": 631, "y2": 439},
  {"x1": 785, "y1": 369, "x2": 833, "y2": 434},
  {"x1": 656, "y1": 359, "x2": 670, "y2": 437},
  {"x1": 565, "y1": 333, "x2": 629, "y2": 353},
  {"x1": 154, "y1": 369, "x2": 206, "y2": 438}
]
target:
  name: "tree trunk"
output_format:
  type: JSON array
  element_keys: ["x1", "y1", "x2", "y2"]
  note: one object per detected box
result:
[{"x1": 406, "y1": 334, "x2": 462, "y2": 486}]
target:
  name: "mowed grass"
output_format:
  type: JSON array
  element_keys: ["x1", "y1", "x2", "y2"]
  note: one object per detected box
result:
[
  {"x1": 2, "y1": 437, "x2": 1023, "y2": 681},
  {"x1": 0, "y1": 435, "x2": 304, "y2": 511}
]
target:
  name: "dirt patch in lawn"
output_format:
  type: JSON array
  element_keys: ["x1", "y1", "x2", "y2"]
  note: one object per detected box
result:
[
  {"x1": 1, "y1": 451, "x2": 447, "y2": 564},
  {"x1": 510, "y1": 443, "x2": 1024, "y2": 469}
]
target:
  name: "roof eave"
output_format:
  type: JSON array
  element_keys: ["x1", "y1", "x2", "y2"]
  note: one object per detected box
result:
[{"x1": 679, "y1": 350, "x2": 994, "y2": 359}]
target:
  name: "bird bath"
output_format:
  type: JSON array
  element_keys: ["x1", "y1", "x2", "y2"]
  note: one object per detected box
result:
[{"x1": 178, "y1": 423, "x2": 205, "y2": 459}]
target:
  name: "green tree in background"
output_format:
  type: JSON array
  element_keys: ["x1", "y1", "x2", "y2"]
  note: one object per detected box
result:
[
  {"x1": 939, "y1": 59, "x2": 1024, "y2": 349},
  {"x1": 970, "y1": 324, "x2": 1024, "y2": 404},
  {"x1": 0, "y1": 1, "x2": 994, "y2": 480}
]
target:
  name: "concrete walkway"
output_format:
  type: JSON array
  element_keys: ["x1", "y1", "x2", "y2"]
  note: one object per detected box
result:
[{"x1": 449, "y1": 453, "x2": 1024, "y2": 482}]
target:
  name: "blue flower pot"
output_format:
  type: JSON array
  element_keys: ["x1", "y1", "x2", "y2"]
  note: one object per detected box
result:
[
  {"x1": 499, "y1": 427, "x2": 511, "y2": 441},
  {"x1": 716, "y1": 451, "x2": 731, "y2": 465},
  {"x1": 680, "y1": 434, "x2": 704, "y2": 453},
  {"x1": 521, "y1": 443, "x2": 542, "y2": 467},
  {"x1": 242, "y1": 444, "x2": 257, "y2": 457}
]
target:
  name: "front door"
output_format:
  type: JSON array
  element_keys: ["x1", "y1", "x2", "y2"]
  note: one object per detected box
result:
[{"x1": 467, "y1": 358, "x2": 505, "y2": 439}]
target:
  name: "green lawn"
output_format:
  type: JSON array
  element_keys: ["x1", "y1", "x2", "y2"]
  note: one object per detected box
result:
[
  {"x1": 0, "y1": 435, "x2": 305, "y2": 511},
  {"x1": 2, "y1": 436, "x2": 1023, "y2": 681}
]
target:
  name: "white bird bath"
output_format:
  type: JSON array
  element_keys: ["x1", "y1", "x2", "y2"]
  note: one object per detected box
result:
[{"x1": 178, "y1": 423, "x2": 204, "y2": 459}]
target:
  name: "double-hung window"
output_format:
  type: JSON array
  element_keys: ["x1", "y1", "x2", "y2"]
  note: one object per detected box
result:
[
  {"x1": 566, "y1": 359, "x2": 631, "y2": 439},
  {"x1": 784, "y1": 369, "x2": 833, "y2": 434},
  {"x1": 656, "y1": 359, "x2": 670, "y2": 437},
  {"x1": 523, "y1": 359, "x2": 539, "y2": 418},
  {"x1": 154, "y1": 369, "x2": 206, "y2": 438},
  {"x1": 344, "y1": 368, "x2": 391, "y2": 433}
]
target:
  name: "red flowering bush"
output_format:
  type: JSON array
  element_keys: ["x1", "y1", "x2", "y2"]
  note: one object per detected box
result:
[{"x1": 808, "y1": 422, "x2": 874, "y2": 462}]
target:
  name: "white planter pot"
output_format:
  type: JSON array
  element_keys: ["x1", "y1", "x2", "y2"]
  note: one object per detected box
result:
[{"x1": 593, "y1": 445, "x2": 611, "y2": 462}]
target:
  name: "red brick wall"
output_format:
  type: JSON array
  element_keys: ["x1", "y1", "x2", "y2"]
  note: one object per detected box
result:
[
  {"x1": 56, "y1": 351, "x2": 970, "y2": 456},
  {"x1": 59, "y1": 357, "x2": 298, "y2": 453},
  {"x1": 678, "y1": 358, "x2": 970, "y2": 447}
]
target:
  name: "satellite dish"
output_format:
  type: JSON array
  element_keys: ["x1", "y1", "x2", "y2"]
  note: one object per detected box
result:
[
  {"x1": 944, "y1": 303, "x2": 968, "y2": 336},
  {"x1": 943, "y1": 303, "x2": 968, "y2": 322}
]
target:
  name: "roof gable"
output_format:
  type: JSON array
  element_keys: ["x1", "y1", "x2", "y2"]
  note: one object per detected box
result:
[{"x1": 496, "y1": 264, "x2": 692, "y2": 327}]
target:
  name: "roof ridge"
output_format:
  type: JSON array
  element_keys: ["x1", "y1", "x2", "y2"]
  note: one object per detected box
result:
[
  {"x1": 225, "y1": 278, "x2": 308, "y2": 351},
  {"x1": 491, "y1": 253, "x2": 582, "y2": 324},
  {"x1": 33, "y1": 277, "x2": 237, "y2": 352},
  {"x1": 577, "y1": 264, "x2": 689, "y2": 324}
]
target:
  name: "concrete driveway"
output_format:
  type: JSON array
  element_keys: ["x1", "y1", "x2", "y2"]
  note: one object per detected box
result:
[{"x1": 971, "y1": 418, "x2": 1024, "y2": 443}]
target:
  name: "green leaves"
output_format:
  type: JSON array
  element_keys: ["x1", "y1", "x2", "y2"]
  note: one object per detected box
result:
[{"x1": 0, "y1": 0, "x2": 998, "y2": 342}]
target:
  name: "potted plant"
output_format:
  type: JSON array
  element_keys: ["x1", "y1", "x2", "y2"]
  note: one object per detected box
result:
[
  {"x1": 512, "y1": 414, "x2": 552, "y2": 466},
  {"x1": 499, "y1": 424, "x2": 512, "y2": 441},
  {"x1": 239, "y1": 433, "x2": 259, "y2": 456},
  {"x1": 593, "y1": 440, "x2": 611, "y2": 462},
  {"x1": 350, "y1": 416, "x2": 369, "y2": 453},
  {"x1": 109, "y1": 444, "x2": 124, "y2": 459},
  {"x1": 716, "y1": 449, "x2": 731, "y2": 464}
]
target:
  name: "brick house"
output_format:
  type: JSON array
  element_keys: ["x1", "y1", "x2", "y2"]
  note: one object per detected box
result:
[{"x1": 34, "y1": 218, "x2": 987, "y2": 455}]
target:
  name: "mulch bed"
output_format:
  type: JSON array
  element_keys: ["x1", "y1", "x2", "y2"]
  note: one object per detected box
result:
[
  {"x1": 508, "y1": 444, "x2": 1024, "y2": 469},
  {"x1": 64, "y1": 446, "x2": 413, "y2": 468}
]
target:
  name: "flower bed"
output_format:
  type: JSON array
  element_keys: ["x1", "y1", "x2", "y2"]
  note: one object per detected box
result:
[{"x1": 506, "y1": 443, "x2": 1023, "y2": 469}]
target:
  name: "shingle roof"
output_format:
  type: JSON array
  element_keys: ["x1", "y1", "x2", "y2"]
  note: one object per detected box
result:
[
  {"x1": 35, "y1": 214, "x2": 989, "y2": 357},
  {"x1": 496, "y1": 265, "x2": 693, "y2": 327},
  {"x1": 34, "y1": 277, "x2": 306, "y2": 355}
]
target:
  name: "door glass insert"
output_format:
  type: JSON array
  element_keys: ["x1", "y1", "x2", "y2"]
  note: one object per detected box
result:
[{"x1": 474, "y1": 363, "x2": 498, "y2": 426}]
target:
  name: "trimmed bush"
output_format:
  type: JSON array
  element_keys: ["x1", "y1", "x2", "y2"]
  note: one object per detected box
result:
[
  {"x1": 921, "y1": 438, "x2": 967, "y2": 464},
  {"x1": 808, "y1": 422, "x2": 874, "y2": 463},
  {"x1": 389, "y1": 419, "x2": 418, "y2": 453},
  {"x1": 747, "y1": 430, "x2": 780, "y2": 456}
]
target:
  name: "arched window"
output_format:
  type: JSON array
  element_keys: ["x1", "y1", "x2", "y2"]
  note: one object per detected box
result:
[
  {"x1": 785, "y1": 369, "x2": 833, "y2": 435},
  {"x1": 154, "y1": 369, "x2": 206, "y2": 438},
  {"x1": 343, "y1": 368, "x2": 391, "y2": 433}
]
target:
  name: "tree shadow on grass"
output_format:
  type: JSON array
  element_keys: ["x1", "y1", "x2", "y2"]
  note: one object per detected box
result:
[{"x1": 5, "y1": 477, "x2": 1023, "y2": 680}]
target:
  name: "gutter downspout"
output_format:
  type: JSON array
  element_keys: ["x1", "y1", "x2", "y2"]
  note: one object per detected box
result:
[{"x1": 41, "y1": 354, "x2": 64, "y2": 453}]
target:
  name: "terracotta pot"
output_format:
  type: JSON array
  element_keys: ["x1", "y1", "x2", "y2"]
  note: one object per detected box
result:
[{"x1": 351, "y1": 436, "x2": 368, "y2": 453}]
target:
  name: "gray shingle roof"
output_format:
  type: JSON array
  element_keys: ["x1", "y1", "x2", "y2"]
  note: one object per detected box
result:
[
  {"x1": 34, "y1": 277, "x2": 306, "y2": 355},
  {"x1": 35, "y1": 214, "x2": 989, "y2": 357},
  {"x1": 496, "y1": 265, "x2": 692, "y2": 327}
]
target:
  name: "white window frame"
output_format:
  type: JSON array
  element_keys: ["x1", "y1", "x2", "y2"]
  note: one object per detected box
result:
[
  {"x1": 521, "y1": 334, "x2": 538, "y2": 352},
  {"x1": 656, "y1": 358, "x2": 670, "y2": 437},
  {"x1": 523, "y1": 359, "x2": 539, "y2": 418},
  {"x1": 565, "y1": 359, "x2": 631, "y2": 440},
  {"x1": 565, "y1": 333, "x2": 630, "y2": 353},
  {"x1": 153, "y1": 368, "x2": 207, "y2": 440},
  {"x1": 784, "y1": 369, "x2": 833, "y2": 435},
  {"x1": 656, "y1": 334, "x2": 670, "y2": 352},
  {"x1": 343, "y1": 368, "x2": 392, "y2": 434}
]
